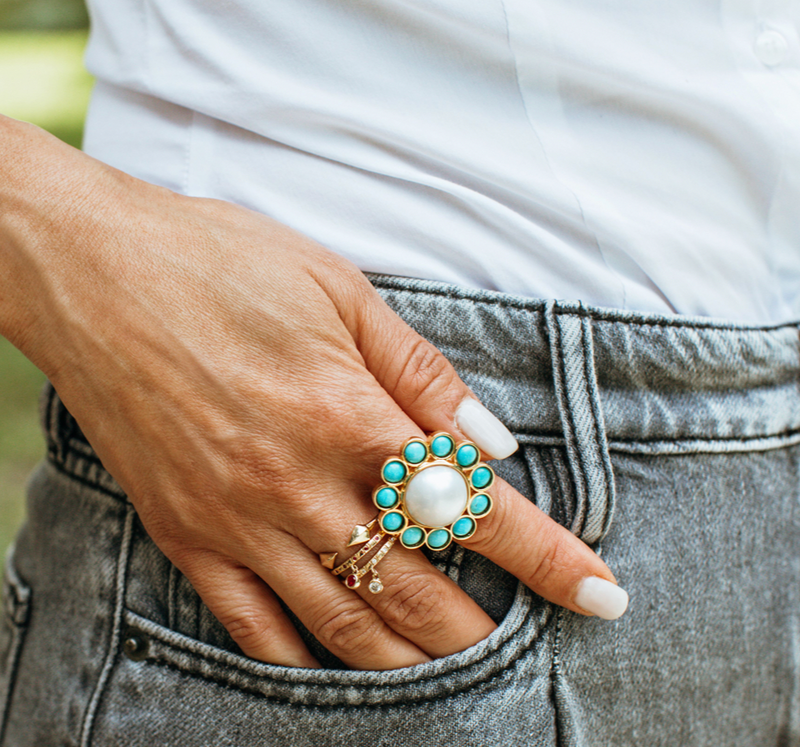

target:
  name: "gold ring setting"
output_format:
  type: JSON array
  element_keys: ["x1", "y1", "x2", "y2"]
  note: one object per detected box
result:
[
  {"x1": 319, "y1": 432, "x2": 495, "y2": 594},
  {"x1": 320, "y1": 519, "x2": 396, "y2": 594}
]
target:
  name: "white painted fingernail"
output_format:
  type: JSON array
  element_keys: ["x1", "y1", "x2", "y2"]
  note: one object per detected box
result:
[
  {"x1": 574, "y1": 577, "x2": 629, "y2": 620},
  {"x1": 455, "y1": 397, "x2": 519, "y2": 460}
]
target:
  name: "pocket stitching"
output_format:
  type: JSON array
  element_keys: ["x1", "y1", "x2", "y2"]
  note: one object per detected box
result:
[
  {"x1": 139, "y1": 636, "x2": 543, "y2": 708},
  {"x1": 119, "y1": 582, "x2": 553, "y2": 706}
]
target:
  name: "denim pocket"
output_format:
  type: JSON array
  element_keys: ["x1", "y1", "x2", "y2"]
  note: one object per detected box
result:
[
  {"x1": 28, "y1": 408, "x2": 561, "y2": 746},
  {"x1": 92, "y1": 441, "x2": 562, "y2": 744},
  {"x1": 0, "y1": 548, "x2": 31, "y2": 746},
  {"x1": 92, "y1": 579, "x2": 557, "y2": 746}
]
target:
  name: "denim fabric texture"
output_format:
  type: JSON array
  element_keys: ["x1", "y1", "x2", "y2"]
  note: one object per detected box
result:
[{"x1": 1, "y1": 273, "x2": 799, "y2": 746}]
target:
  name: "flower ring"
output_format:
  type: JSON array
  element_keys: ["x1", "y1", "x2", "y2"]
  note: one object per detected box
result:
[
  {"x1": 320, "y1": 432, "x2": 494, "y2": 594},
  {"x1": 372, "y1": 432, "x2": 494, "y2": 552}
]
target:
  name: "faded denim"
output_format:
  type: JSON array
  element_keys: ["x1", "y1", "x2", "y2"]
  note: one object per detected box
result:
[{"x1": 2, "y1": 273, "x2": 799, "y2": 746}]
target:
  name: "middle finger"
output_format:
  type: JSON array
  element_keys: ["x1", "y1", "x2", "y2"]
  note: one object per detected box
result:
[{"x1": 245, "y1": 497, "x2": 497, "y2": 670}]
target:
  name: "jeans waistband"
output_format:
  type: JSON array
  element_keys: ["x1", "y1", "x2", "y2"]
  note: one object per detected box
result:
[
  {"x1": 369, "y1": 273, "x2": 800, "y2": 454},
  {"x1": 41, "y1": 273, "x2": 800, "y2": 512}
]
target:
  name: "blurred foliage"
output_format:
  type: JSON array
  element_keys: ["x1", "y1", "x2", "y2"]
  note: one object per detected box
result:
[
  {"x1": 0, "y1": 0, "x2": 88, "y2": 31},
  {"x1": 0, "y1": 31, "x2": 92, "y2": 561},
  {"x1": 0, "y1": 339, "x2": 45, "y2": 559},
  {"x1": 0, "y1": 30, "x2": 93, "y2": 148}
]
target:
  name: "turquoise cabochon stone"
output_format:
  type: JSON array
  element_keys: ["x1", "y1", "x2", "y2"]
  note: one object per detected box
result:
[
  {"x1": 430, "y1": 435, "x2": 454, "y2": 458},
  {"x1": 456, "y1": 444, "x2": 479, "y2": 467},
  {"x1": 382, "y1": 460, "x2": 407, "y2": 484},
  {"x1": 470, "y1": 494, "x2": 491, "y2": 516},
  {"x1": 375, "y1": 487, "x2": 399, "y2": 508},
  {"x1": 381, "y1": 511, "x2": 405, "y2": 532},
  {"x1": 427, "y1": 528, "x2": 451, "y2": 548},
  {"x1": 471, "y1": 466, "x2": 493, "y2": 489},
  {"x1": 403, "y1": 441, "x2": 428, "y2": 464},
  {"x1": 401, "y1": 526, "x2": 425, "y2": 547},
  {"x1": 452, "y1": 516, "x2": 475, "y2": 537}
]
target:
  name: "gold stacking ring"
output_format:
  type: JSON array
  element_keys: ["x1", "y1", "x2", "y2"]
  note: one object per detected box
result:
[{"x1": 319, "y1": 432, "x2": 494, "y2": 595}]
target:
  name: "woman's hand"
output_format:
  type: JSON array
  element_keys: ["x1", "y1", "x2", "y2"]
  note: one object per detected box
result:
[{"x1": 0, "y1": 119, "x2": 627, "y2": 670}]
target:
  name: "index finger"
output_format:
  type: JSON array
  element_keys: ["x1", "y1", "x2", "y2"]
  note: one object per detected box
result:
[{"x1": 458, "y1": 477, "x2": 629, "y2": 620}]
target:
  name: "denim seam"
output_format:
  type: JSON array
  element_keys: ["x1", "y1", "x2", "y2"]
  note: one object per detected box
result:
[
  {"x1": 0, "y1": 620, "x2": 27, "y2": 747},
  {"x1": 514, "y1": 429, "x2": 800, "y2": 446},
  {"x1": 79, "y1": 506, "x2": 135, "y2": 747},
  {"x1": 581, "y1": 316, "x2": 611, "y2": 487},
  {"x1": 51, "y1": 387, "x2": 94, "y2": 459},
  {"x1": 46, "y1": 458, "x2": 128, "y2": 504},
  {"x1": 547, "y1": 309, "x2": 590, "y2": 538},
  {"x1": 606, "y1": 435, "x2": 800, "y2": 455},
  {"x1": 569, "y1": 315, "x2": 595, "y2": 538},
  {"x1": 580, "y1": 314, "x2": 615, "y2": 541},
  {"x1": 0, "y1": 557, "x2": 31, "y2": 747},
  {"x1": 369, "y1": 275, "x2": 800, "y2": 332},
  {"x1": 44, "y1": 385, "x2": 105, "y2": 469},
  {"x1": 138, "y1": 628, "x2": 539, "y2": 709},
  {"x1": 49, "y1": 452, "x2": 124, "y2": 499},
  {"x1": 124, "y1": 600, "x2": 548, "y2": 700},
  {"x1": 538, "y1": 448, "x2": 562, "y2": 524},
  {"x1": 597, "y1": 429, "x2": 800, "y2": 445},
  {"x1": 550, "y1": 609, "x2": 563, "y2": 747},
  {"x1": 55, "y1": 446, "x2": 104, "y2": 470}
]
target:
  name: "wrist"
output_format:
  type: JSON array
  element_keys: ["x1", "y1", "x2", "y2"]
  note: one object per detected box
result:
[{"x1": 0, "y1": 117, "x2": 111, "y2": 372}]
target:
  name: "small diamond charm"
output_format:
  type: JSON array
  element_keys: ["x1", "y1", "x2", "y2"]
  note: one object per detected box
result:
[{"x1": 368, "y1": 573, "x2": 384, "y2": 594}]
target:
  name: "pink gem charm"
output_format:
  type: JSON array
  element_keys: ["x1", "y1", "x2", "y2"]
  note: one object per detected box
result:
[{"x1": 346, "y1": 574, "x2": 360, "y2": 589}]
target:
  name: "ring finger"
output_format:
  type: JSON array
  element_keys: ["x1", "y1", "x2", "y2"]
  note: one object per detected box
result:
[{"x1": 251, "y1": 501, "x2": 498, "y2": 670}]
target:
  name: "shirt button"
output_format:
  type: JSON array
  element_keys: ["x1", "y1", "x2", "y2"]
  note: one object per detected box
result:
[{"x1": 754, "y1": 30, "x2": 788, "y2": 66}]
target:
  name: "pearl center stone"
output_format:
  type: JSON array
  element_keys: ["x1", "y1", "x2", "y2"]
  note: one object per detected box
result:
[{"x1": 404, "y1": 465, "x2": 468, "y2": 527}]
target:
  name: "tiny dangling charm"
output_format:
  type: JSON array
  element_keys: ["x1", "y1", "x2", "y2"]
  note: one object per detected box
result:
[
  {"x1": 322, "y1": 525, "x2": 396, "y2": 595},
  {"x1": 345, "y1": 573, "x2": 360, "y2": 589},
  {"x1": 368, "y1": 572, "x2": 384, "y2": 595}
]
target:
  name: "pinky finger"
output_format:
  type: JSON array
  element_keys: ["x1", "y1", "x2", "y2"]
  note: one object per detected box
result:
[{"x1": 181, "y1": 552, "x2": 321, "y2": 668}]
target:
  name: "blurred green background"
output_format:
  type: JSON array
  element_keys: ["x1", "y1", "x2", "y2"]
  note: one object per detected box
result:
[{"x1": 0, "y1": 0, "x2": 92, "y2": 561}]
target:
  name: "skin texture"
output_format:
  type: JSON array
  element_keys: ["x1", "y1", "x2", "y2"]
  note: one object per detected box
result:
[{"x1": 0, "y1": 117, "x2": 619, "y2": 670}]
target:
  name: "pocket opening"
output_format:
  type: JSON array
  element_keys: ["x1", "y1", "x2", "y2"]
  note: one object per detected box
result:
[{"x1": 117, "y1": 579, "x2": 553, "y2": 707}]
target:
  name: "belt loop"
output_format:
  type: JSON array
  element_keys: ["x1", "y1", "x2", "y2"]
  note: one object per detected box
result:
[{"x1": 544, "y1": 301, "x2": 615, "y2": 545}]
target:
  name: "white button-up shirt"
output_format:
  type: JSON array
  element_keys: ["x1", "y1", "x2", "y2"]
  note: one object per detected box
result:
[{"x1": 83, "y1": 0, "x2": 800, "y2": 322}]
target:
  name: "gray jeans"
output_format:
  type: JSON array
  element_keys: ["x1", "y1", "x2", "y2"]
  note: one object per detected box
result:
[{"x1": 2, "y1": 273, "x2": 799, "y2": 746}]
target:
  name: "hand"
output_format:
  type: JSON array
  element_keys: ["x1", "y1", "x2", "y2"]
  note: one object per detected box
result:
[{"x1": 1, "y1": 121, "x2": 627, "y2": 670}]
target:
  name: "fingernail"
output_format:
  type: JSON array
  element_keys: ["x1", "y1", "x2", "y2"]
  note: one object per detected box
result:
[
  {"x1": 455, "y1": 397, "x2": 519, "y2": 460},
  {"x1": 574, "y1": 577, "x2": 629, "y2": 620}
]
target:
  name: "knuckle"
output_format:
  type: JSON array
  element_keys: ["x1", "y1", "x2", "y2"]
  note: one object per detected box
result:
[
  {"x1": 392, "y1": 334, "x2": 459, "y2": 409},
  {"x1": 378, "y1": 572, "x2": 449, "y2": 637},
  {"x1": 526, "y1": 528, "x2": 568, "y2": 590},
  {"x1": 221, "y1": 608, "x2": 282, "y2": 651},
  {"x1": 314, "y1": 599, "x2": 384, "y2": 655}
]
